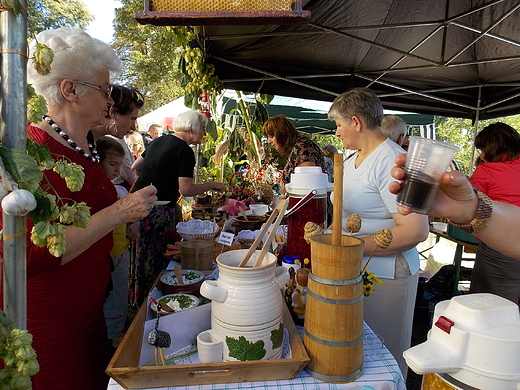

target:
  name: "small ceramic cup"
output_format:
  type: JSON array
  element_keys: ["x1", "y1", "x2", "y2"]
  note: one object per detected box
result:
[
  {"x1": 197, "y1": 330, "x2": 223, "y2": 363},
  {"x1": 249, "y1": 203, "x2": 269, "y2": 216}
]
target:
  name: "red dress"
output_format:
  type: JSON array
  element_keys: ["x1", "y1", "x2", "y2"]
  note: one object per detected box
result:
[{"x1": 0, "y1": 125, "x2": 117, "y2": 389}]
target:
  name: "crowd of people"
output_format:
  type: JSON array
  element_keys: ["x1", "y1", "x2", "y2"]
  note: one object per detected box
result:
[{"x1": 4, "y1": 25, "x2": 520, "y2": 390}]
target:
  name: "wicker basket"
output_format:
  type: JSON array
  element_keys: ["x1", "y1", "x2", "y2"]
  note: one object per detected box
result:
[{"x1": 177, "y1": 219, "x2": 218, "y2": 241}]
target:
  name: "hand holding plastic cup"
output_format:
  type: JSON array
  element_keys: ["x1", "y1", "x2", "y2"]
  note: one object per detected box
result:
[{"x1": 396, "y1": 136, "x2": 459, "y2": 213}]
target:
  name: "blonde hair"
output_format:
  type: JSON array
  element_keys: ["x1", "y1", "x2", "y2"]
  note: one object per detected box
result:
[{"x1": 127, "y1": 132, "x2": 145, "y2": 156}]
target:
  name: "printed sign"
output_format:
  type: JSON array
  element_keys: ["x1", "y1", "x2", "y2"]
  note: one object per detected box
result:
[{"x1": 218, "y1": 231, "x2": 235, "y2": 246}]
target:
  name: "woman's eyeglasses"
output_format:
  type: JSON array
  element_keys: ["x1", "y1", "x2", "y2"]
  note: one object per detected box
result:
[{"x1": 73, "y1": 80, "x2": 112, "y2": 99}]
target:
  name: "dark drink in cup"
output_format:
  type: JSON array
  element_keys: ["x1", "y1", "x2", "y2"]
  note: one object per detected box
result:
[
  {"x1": 396, "y1": 171, "x2": 438, "y2": 213},
  {"x1": 396, "y1": 136, "x2": 459, "y2": 213}
]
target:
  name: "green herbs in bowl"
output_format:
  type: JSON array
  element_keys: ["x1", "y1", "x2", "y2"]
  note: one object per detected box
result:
[
  {"x1": 151, "y1": 293, "x2": 200, "y2": 316},
  {"x1": 160, "y1": 269, "x2": 205, "y2": 295}
]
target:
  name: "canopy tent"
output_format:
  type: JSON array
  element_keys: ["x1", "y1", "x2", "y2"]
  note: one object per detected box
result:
[
  {"x1": 222, "y1": 94, "x2": 434, "y2": 134},
  {"x1": 139, "y1": 93, "x2": 435, "y2": 136},
  {"x1": 137, "y1": 0, "x2": 520, "y2": 122},
  {"x1": 136, "y1": 97, "x2": 191, "y2": 132}
]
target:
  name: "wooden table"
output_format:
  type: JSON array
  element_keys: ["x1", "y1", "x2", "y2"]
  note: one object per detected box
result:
[{"x1": 429, "y1": 225, "x2": 479, "y2": 296}]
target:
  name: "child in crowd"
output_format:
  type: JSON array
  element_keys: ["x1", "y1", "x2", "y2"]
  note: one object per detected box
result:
[{"x1": 96, "y1": 136, "x2": 139, "y2": 341}]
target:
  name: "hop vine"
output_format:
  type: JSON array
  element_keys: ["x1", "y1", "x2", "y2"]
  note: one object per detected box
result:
[
  {"x1": 0, "y1": 312, "x2": 39, "y2": 389},
  {"x1": 176, "y1": 27, "x2": 222, "y2": 109}
]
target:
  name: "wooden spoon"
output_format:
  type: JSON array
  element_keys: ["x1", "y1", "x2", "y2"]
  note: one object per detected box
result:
[
  {"x1": 174, "y1": 264, "x2": 184, "y2": 285},
  {"x1": 150, "y1": 297, "x2": 174, "y2": 313},
  {"x1": 239, "y1": 206, "x2": 249, "y2": 221},
  {"x1": 238, "y1": 197, "x2": 287, "y2": 267},
  {"x1": 253, "y1": 197, "x2": 289, "y2": 268},
  {"x1": 332, "y1": 153, "x2": 344, "y2": 245}
]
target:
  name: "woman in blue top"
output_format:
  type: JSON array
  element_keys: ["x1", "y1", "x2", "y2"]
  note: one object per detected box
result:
[{"x1": 328, "y1": 88, "x2": 429, "y2": 379}]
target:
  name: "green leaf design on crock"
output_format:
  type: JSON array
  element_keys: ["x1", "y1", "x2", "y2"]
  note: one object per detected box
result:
[
  {"x1": 270, "y1": 323, "x2": 284, "y2": 349},
  {"x1": 226, "y1": 336, "x2": 266, "y2": 361}
]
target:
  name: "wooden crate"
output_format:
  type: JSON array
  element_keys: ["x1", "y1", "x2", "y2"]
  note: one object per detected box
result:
[{"x1": 107, "y1": 291, "x2": 309, "y2": 388}]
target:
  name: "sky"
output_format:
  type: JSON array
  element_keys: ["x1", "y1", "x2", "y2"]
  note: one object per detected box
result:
[{"x1": 85, "y1": 0, "x2": 120, "y2": 43}]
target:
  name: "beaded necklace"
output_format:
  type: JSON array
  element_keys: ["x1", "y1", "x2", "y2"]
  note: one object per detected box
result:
[{"x1": 42, "y1": 115, "x2": 100, "y2": 163}]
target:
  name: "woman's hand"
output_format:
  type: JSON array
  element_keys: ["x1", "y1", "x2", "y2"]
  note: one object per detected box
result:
[
  {"x1": 126, "y1": 221, "x2": 139, "y2": 240},
  {"x1": 209, "y1": 182, "x2": 226, "y2": 192},
  {"x1": 389, "y1": 153, "x2": 477, "y2": 223},
  {"x1": 113, "y1": 184, "x2": 157, "y2": 224}
]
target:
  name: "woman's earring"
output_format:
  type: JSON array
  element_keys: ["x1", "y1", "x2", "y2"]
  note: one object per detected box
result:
[{"x1": 106, "y1": 122, "x2": 118, "y2": 136}]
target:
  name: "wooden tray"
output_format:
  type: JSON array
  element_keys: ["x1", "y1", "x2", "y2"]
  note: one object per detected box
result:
[{"x1": 107, "y1": 287, "x2": 309, "y2": 388}]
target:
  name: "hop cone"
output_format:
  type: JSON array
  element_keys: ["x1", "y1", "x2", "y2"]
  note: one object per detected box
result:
[
  {"x1": 33, "y1": 43, "x2": 54, "y2": 75},
  {"x1": 304, "y1": 221, "x2": 323, "y2": 244},
  {"x1": 346, "y1": 213, "x2": 361, "y2": 234},
  {"x1": 374, "y1": 228, "x2": 393, "y2": 249}
]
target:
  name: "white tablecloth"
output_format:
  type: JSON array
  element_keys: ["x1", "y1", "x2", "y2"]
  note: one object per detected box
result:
[{"x1": 107, "y1": 323, "x2": 405, "y2": 390}]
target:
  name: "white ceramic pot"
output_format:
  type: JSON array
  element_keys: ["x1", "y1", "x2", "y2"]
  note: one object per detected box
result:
[{"x1": 200, "y1": 249, "x2": 289, "y2": 361}]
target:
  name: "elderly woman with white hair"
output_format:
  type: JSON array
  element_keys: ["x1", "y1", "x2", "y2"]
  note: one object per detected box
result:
[
  {"x1": 7, "y1": 28, "x2": 157, "y2": 389},
  {"x1": 130, "y1": 109, "x2": 225, "y2": 307}
]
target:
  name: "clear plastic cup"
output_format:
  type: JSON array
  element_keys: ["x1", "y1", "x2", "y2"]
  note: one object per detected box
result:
[
  {"x1": 396, "y1": 136, "x2": 459, "y2": 213},
  {"x1": 364, "y1": 333, "x2": 385, "y2": 361}
]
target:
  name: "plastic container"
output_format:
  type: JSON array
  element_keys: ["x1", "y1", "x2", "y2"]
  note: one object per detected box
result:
[
  {"x1": 403, "y1": 293, "x2": 520, "y2": 390},
  {"x1": 282, "y1": 255, "x2": 301, "y2": 270}
]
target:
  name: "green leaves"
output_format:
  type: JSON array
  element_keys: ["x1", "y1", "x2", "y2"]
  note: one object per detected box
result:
[
  {"x1": 270, "y1": 323, "x2": 284, "y2": 350},
  {"x1": 0, "y1": 146, "x2": 42, "y2": 193},
  {"x1": 226, "y1": 336, "x2": 266, "y2": 361},
  {"x1": 2, "y1": 0, "x2": 23, "y2": 15},
  {"x1": 53, "y1": 160, "x2": 85, "y2": 192},
  {"x1": 27, "y1": 95, "x2": 47, "y2": 125},
  {"x1": 30, "y1": 221, "x2": 58, "y2": 247},
  {"x1": 28, "y1": 190, "x2": 54, "y2": 224},
  {"x1": 30, "y1": 222, "x2": 66, "y2": 257},
  {"x1": 0, "y1": 140, "x2": 90, "y2": 257}
]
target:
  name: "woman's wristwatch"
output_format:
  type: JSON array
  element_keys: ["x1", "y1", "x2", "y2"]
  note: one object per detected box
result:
[{"x1": 448, "y1": 189, "x2": 493, "y2": 234}]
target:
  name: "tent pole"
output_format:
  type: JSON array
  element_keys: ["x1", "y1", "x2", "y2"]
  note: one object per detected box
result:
[
  {"x1": 469, "y1": 86, "x2": 482, "y2": 173},
  {"x1": 0, "y1": 1, "x2": 28, "y2": 329}
]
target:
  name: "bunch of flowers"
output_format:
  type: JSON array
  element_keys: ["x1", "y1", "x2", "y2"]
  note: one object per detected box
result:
[
  {"x1": 362, "y1": 267, "x2": 384, "y2": 296},
  {"x1": 229, "y1": 164, "x2": 281, "y2": 204},
  {"x1": 294, "y1": 258, "x2": 311, "y2": 268},
  {"x1": 346, "y1": 214, "x2": 391, "y2": 297}
]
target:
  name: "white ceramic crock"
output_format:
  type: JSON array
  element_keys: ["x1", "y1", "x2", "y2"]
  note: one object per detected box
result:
[{"x1": 200, "y1": 249, "x2": 289, "y2": 361}]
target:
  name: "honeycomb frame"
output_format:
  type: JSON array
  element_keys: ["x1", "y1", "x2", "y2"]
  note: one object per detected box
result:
[{"x1": 149, "y1": 0, "x2": 295, "y2": 12}]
